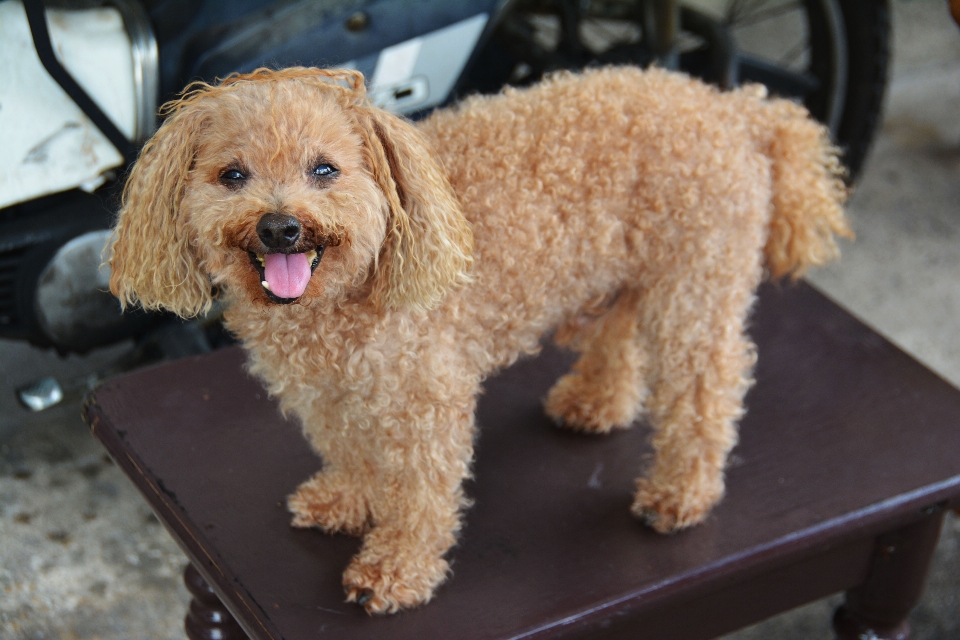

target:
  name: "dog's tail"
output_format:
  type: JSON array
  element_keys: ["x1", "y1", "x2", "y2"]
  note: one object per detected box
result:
[{"x1": 757, "y1": 93, "x2": 852, "y2": 279}]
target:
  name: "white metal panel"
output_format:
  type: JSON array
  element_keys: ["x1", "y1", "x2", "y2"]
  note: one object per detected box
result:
[
  {"x1": 0, "y1": 1, "x2": 138, "y2": 209},
  {"x1": 366, "y1": 13, "x2": 489, "y2": 114}
]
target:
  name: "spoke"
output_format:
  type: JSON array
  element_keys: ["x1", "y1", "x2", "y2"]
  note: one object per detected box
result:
[
  {"x1": 729, "y1": 1, "x2": 803, "y2": 28},
  {"x1": 778, "y1": 36, "x2": 808, "y2": 66},
  {"x1": 585, "y1": 18, "x2": 636, "y2": 45},
  {"x1": 729, "y1": 0, "x2": 773, "y2": 23},
  {"x1": 738, "y1": 53, "x2": 819, "y2": 97},
  {"x1": 725, "y1": 0, "x2": 747, "y2": 23}
]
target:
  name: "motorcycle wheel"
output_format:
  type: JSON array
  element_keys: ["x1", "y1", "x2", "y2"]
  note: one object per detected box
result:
[{"x1": 457, "y1": 0, "x2": 889, "y2": 182}]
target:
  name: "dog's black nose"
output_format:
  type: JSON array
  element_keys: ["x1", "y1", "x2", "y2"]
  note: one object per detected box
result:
[{"x1": 257, "y1": 213, "x2": 301, "y2": 250}]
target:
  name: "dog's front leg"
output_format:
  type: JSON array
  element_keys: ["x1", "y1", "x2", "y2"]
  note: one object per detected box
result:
[
  {"x1": 288, "y1": 465, "x2": 373, "y2": 536},
  {"x1": 341, "y1": 391, "x2": 477, "y2": 614}
]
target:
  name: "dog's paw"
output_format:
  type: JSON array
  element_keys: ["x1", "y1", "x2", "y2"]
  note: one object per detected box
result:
[
  {"x1": 343, "y1": 551, "x2": 449, "y2": 614},
  {"x1": 545, "y1": 373, "x2": 640, "y2": 433},
  {"x1": 630, "y1": 477, "x2": 723, "y2": 534},
  {"x1": 287, "y1": 472, "x2": 369, "y2": 535}
]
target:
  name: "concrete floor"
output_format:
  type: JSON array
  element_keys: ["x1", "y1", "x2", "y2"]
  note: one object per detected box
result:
[{"x1": 2, "y1": 1, "x2": 959, "y2": 638}]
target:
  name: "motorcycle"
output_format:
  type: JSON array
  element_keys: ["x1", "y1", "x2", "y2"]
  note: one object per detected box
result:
[{"x1": 1, "y1": 0, "x2": 889, "y2": 408}]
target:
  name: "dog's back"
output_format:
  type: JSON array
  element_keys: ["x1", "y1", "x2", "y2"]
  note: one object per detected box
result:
[{"x1": 417, "y1": 66, "x2": 849, "y2": 367}]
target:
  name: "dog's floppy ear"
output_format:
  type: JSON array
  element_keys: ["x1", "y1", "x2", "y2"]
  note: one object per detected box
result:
[
  {"x1": 109, "y1": 97, "x2": 212, "y2": 317},
  {"x1": 352, "y1": 106, "x2": 473, "y2": 311}
]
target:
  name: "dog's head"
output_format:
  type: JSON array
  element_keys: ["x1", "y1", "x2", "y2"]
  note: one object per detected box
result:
[{"x1": 109, "y1": 67, "x2": 473, "y2": 317}]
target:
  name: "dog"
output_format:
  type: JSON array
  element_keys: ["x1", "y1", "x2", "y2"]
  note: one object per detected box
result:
[{"x1": 109, "y1": 65, "x2": 849, "y2": 614}]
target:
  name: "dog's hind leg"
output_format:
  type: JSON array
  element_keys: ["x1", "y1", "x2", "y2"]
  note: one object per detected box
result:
[
  {"x1": 545, "y1": 289, "x2": 648, "y2": 433},
  {"x1": 629, "y1": 262, "x2": 760, "y2": 534}
]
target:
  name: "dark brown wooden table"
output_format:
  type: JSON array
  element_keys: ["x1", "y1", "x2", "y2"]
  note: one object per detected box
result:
[{"x1": 83, "y1": 282, "x2": 960, "y2": 640}]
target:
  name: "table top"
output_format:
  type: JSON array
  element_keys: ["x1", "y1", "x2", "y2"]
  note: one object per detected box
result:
[{"x1": 84, "y1": 282, "x2": 960, "y2": 640}]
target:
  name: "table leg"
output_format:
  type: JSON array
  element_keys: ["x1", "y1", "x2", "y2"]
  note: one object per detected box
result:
[
  {"x1": 183, "y1": 563, "x2": 249, "y2": 640},
  {"x1": 833, "y1": 507, "x2": 946, "y2": 640}
]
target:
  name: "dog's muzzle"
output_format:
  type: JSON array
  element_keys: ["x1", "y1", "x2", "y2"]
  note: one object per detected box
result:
[{"x1": 250, "y1": 213, "x2": 324, "y2": 303}]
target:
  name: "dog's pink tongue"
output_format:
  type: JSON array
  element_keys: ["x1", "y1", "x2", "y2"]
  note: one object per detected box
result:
[{"x1": 263, "y1": 253, "x2": 311, "y2": 299}]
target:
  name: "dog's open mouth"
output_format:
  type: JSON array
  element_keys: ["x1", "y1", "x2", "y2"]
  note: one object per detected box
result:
[{"x1": 249, "y1": 248, "x2": 324, "y2": 304}]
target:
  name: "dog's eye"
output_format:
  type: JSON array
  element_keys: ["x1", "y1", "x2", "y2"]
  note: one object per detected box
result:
[
  {"x1": 311, "y1": 163, "x2": 339, "y2": 179},
  {"x1": 219, "y1": 168, "x2": 248, "y2": 189}
]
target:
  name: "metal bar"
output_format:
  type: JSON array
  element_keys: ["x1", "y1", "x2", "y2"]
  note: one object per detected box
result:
[{"x1": 22, "y1": 0, "x2": 136, "y2": 164}]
